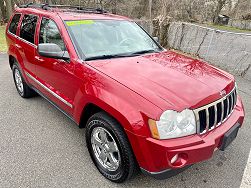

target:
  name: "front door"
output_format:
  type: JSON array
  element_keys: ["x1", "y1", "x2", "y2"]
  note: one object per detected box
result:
[{"x1": 34, "y1": 17, "x2": 78, "y2": 115}]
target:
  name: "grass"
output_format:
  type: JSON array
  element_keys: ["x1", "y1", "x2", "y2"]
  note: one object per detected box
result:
[
  {"x1": 204, "y1": 23, "x2": 251, "y2": 33},
  {"x1": 0, "y1": 25, "x2": 7, "y2": 53}
]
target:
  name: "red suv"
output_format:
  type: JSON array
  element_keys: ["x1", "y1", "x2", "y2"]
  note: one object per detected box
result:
[{"x1": 6, "y1": 3, "x2": 245, "y2": 183}]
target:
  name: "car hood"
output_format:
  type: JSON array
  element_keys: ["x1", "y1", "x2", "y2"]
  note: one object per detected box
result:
[{"x1": 88, "y1": 50, "x2": 235, "y2": 111}]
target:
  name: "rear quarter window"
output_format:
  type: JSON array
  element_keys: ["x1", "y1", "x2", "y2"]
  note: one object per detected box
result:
[
  {"x1": 20, "y1": 14, "x2": 38, "y2": 44},
  {"x1": 8, "y1": 14, "x2": 21, "y2": 35}
]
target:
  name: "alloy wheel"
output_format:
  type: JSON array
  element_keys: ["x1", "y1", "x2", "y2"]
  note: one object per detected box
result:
[
  {"x1": 14, "y1": 69, "x2": 24, "y2": 94},
  {"x1": 91, "y1": 126, "x2": 121, "y2": 172}
]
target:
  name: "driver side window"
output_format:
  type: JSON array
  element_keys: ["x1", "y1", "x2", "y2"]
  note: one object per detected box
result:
[{"x1": 39, "y1": 18, "x2": 66, "y2": 51}]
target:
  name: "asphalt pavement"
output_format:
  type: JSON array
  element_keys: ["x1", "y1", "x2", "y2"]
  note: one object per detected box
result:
[{"x1": 0, "y1": 53, "x2": 250, "y2": 188}]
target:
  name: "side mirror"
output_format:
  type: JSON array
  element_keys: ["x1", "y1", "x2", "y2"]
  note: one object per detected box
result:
[
  {"x1": 153, "y1": 37, "x2": 159, "y2": 42},
  {"x1": 38, "y1": 43, "x2": 70, "y2": 61}
]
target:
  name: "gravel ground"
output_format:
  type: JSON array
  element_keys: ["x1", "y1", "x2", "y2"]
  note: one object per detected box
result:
[{"x1": 0, "y1": 54, "x2": 250, "y2": 188}]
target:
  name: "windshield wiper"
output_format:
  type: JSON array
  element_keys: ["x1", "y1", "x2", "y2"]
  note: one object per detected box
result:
[
  {"x1": 84, "y1": 49, "x2": 160, "y2": 61},
  {"x1": 85, "y1": 54, "x2": 133, "y2": 61},
  {"x1": 130, "y1": 49, "x2": 159, "y2": 55}
]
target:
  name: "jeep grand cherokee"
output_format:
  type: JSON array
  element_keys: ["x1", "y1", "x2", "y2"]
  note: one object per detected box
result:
[{"x1": 6, "y1": 3, "x2": 245, "y2": 183}]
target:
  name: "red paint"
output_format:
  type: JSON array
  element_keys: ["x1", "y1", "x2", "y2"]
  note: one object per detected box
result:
[{"x1": 6, "y1": 7, "x2": 245, "y2": 175}]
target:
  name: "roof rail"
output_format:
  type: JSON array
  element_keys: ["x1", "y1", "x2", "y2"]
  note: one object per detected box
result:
[
  {"x1": 18, "y1": 3, "x2": 108, "y2": 14},
  {"x1": 18, "y1": 3, "x2": 49, "y2": 9}
]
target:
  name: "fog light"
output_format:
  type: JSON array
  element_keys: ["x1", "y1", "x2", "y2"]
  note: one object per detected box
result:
[
  {"x1": 170, "y1": 154, "x2": 179, "y2": 164},
  {"x1": 169, "y1": 153, "x2": 188, "y2": 168}
]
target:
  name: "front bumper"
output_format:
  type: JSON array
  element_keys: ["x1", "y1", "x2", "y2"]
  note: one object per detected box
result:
[
  {"x1": 141, "y1": 165, "x2": 192, "y2": 180},
  {"x1": 129, "y1": 96, "x2": 245, "y2": 179}
]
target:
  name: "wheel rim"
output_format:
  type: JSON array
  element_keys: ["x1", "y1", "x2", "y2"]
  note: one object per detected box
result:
[
  {"x1": 14, "y1": 69, "x2": 23, "y2": 94},
  {"x1": 91, "y1": 126, "x2": 121, "y2": 172}
]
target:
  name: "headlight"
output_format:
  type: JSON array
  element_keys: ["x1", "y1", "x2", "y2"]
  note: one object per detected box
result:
[{"x1": 148, "y1": 109, "x2": 196, "y2": 139}]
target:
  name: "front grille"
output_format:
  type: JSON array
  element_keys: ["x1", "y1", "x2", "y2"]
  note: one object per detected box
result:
[{"x1": 193, "y1": 87, "x2": 237, "y2": 134}]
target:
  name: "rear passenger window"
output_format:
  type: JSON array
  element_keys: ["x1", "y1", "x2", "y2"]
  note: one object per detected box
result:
[
  {"x1": 39, "y1": 18, "x2": 66, "y2": 51},
  {"x1": 9, "y1": 14, "x2": 21, "y2": 35},
  {"x1": 20, "y1": 15, "x2": 38, "y2": 44}
]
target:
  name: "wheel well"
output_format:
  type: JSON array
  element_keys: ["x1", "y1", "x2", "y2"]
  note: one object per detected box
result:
[
  {"x1": 79, "y1": 103, "x2": 102, "y2": 128},
  {"x1": 9, "y1": 55, "x2": 16, "y2": 69}
]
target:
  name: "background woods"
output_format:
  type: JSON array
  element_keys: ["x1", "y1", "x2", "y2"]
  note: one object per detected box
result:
[{"x1": 0, "y1": 0, "x2": 250, "y2": 24}]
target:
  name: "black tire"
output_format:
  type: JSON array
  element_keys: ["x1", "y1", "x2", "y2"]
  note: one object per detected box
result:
[
  {"x1": 86, "y1": 112, "x2": 137, "y2": 183},
  {"x1": 12, "y1": 62, "x2": 36, "y2": 98}
]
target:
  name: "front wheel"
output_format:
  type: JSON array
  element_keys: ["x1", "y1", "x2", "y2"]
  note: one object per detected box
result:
[{"x1": 86, "y1": 112, "x2": 137, "y2": 183}]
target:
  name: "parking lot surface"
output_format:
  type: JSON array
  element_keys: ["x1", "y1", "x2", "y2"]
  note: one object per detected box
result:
[{"x1": 0, "y1": 54, "x2": 250, "y2": 188}]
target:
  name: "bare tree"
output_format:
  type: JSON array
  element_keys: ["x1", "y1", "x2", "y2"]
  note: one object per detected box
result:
[
  {"x1": 136, "y1": 0, "x2": 148, "y2": 18},
  {"x1": 6, "y1": 0, "x2": 13, "y2": 20},
  {"x1": 213, "y1": 0, "x2": 227, "y2": 24},
  {"x1": 230, "y1": 0, "x2": 241, "y2": 17},
  {"x1": 0, "y1": 0, "x2": 6, "y2": 22},
  {"x1": 1, "y1": 0, "x2": 250, "y2": 23},
  {"x1": 161, "y1": 0, "x2": 169, "y2": 16}
]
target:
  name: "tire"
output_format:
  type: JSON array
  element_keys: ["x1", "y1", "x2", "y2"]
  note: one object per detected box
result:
[
  {"x1": 12, "y1": 62, "x2": 36, "y2": 98},
  {"x1": 86, "y1": 112, "x2": 137, "y2": 183}
]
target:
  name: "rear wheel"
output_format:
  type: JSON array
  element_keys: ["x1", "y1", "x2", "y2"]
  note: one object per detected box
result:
[
  {"x1": 12, "y1": 63, "x2": 36, "y2": 98},
  {"x1": 86, "y1": 112, "x2": 137, "y2": 183}
]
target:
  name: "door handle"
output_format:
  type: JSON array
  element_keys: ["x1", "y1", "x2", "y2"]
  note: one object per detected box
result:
[{"x1": 35, "y1": 56, "x2": 44, "y2": 62}]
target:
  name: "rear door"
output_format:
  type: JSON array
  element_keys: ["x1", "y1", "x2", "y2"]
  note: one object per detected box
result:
[
  {"x1": 17, "y1": 14, "x2": 38, "y2": 77},
  {"x1": 6, "y1": 13, "x2": 21, "y2": 55}
]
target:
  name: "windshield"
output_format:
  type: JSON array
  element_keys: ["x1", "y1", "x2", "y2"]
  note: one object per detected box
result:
[{"x1": 65, "y1": 20, "x2": 162, "y2": 60}]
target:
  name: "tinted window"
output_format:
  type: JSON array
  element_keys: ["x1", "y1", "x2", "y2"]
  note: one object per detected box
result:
[
  {"x1": 39, "y1": 18, "x2": 65, "y2": 51},
  {"x1": 20, "y1": 15, "x2": 38, "y2": 44},
  {"x1": 9, "y1": 14, "x2": 21, "y2": 35}
]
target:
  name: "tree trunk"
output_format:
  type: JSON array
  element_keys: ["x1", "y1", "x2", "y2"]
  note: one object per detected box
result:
[
  {"x1": 148, "y1": 0, "x2": 152, "y2": 19},
  {"x1": 0, "y1": 8, "x2": 2, "y2": 24},
  {"x1": 153, "y1": 15, "x2": 172, "y2": 48},
  {"x1": 161, "y1": 0, "x2": 168, "y2": 16},
  {"x1": 148, "y1": 0, "x2": 152, "y2": 34},
  {"x1": 230, "y1": 0, "x2": 240, "y2": 18},
  {"x1": 0, "y1": 0, "x2": 6, "y2": 22},
  {"x1": 11, "y1": 0, "x2": 15, "y2": 8},
  {"x1": 213, "y1": 0, "x2": 227, "y2": 24},
  {"x1": 138, "y1": 0, "x2": 148, "y2": 18},
  {"x1": 111, "y1": 0, "x2": 117, "y2": 14},
  {"x1": 6, "y1": 0, "x2": 13, "y2": 21}
]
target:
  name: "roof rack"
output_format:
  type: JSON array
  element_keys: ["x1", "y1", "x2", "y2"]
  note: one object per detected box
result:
[{"x1": 18, "y1": 3, "x2": 108, "y2": 14}]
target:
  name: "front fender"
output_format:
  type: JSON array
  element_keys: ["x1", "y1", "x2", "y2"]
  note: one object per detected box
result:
[
  {"x1": 72, "y1": 63, "x2": 163, "y2": 170},
  {"x1": 73, "y1": 86, "x2": 160, "y2": 137},
  {"x1": 72, "y1": 63, "x2": 162, "y2": 137}
]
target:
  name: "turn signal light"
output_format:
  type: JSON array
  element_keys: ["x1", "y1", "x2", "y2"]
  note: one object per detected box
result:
[{"x1": 148, "y1": 119, "x2": 160, "y2": 139}]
